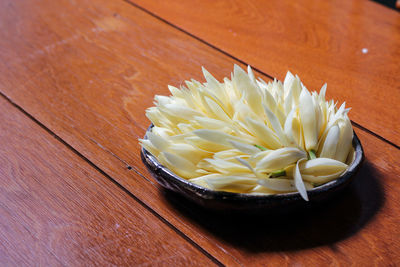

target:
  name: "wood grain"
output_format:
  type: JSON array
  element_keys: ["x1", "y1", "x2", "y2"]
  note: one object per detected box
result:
[
  {"x1": 0, "y1": 0, "x2": 399, "y2": 265},
  {"x1": 0, "y1": 97, "x2": 215, "y2": 265},
  {"x1": 130, "y1": 0, "x2": 400, "y2": 147}
]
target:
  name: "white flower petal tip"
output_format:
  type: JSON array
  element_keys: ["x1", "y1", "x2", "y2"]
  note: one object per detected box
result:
[{"x1": 140, "y1": 65, "x2": 355, "y2": 199}]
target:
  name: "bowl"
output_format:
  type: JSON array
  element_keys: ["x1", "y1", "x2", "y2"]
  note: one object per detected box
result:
[{"x1": 141, "y1": 125, "x2": 364, "y2": 212}]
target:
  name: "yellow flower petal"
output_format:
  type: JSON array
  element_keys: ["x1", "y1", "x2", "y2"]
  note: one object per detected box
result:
[
  {"x1": 318, "y1": 125, "x2": 340, "y2": 159},
  {"x1": 300, "y1": 158, "x2": 348, "y2": 175},
  {"x1": 299, "y1": 87, "x2": 318, "y2": 151},
  {"x1": 256, "y1": 147, "x2": 306, "y2": 171},
  {"x1": 335, "y1": 116, "x2": 353, "y2": 162},
  {"x1": 162, "y1": 152, "x2": 198, "y2": 179},
  {"x1": 245, "y1": 117, "x2": 282, "y2": 149}
]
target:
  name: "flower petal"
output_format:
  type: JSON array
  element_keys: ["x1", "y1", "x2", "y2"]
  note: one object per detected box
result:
[
  {"x1": 203, "y1": 96, "x2": 231, "y2": 121},
  {"x1": 257, "y1": 178, "x2": 313, "y2": 192},
  {"x1": 229, "y1": 140, "x2": 260, "y2": 155},
  {"x1": 192, "y1": 116, "x2": 229, "y2": 129},
  {"x1": 185, "y1": 136, "x2": 229, "y2": 152},
  {"x1": 299, "y1": 87, "x2": 318, "y2": 151},
  {"x1": 233, "y1": 64, "x2": 264, "y2": 115},
  {"x1": 205, "y1": 175, "x2": 257, "y2": 192},
  {"x1": 245, "y1": 117, "x2": 282, "y2": 149},
  {"x1": 264, "y1": 105, "x2": 287, "y2": 145},
  {"x1": 162, "y1": 152, "x2": 198, "y2": 178},
  {"x1": 335, "y1": 116, "x2": 353, "y2": 163},
  {"x1": 235, "y1": 157, "x2": 256, "y2": 174},
  {"x1": 247, "y1": 65, "x2": 256, "y2": 83},
  {"x1": 204, "y1": 158, "x2": 250, "y2": 174},
  {"x1": 169, "y1": 143, "x2": 210, "y2": 164},
  {"x1": 193, "y1": 129, "x2": 248, "y2": 147},
  {"x1": 294, "y1": 158, "x2": 309, "y2": 201},
  {"x1": 302, "y1": 171, "x2": 345, "y2": 186},
  {"x1": 319, "y1": 125, "x2": 340, "y2": 159},
  {"x1": 202, "y1": 67, "x2": 227, "y2": 104},
  {"x1": 256, "y1": 147, "x2": 306, "y2": 171},
  {"x1": 147, "y1": 131, "x2": 170, "y2": 151},
  {"x1": 300, "y1": 158, "x2": 348, "y2": 175},
  {"x1": 139, "y1": 139, "x2": 158, "y2": 156},
  {"x1": 249, "y1": 185, "x2": 275, "y2": 194}
]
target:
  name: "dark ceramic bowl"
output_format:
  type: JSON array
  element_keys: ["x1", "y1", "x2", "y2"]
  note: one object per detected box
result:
[{"x1": 141, "y1": 125, "x2": 364, "y2": 212}]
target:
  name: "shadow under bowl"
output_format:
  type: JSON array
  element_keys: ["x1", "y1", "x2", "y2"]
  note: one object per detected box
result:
[{"x1": 141, "y1": 125, "x2": 364, "y2": 213}]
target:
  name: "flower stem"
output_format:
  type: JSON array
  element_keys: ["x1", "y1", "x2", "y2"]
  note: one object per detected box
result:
[
  {"x1": 254, "y1": 144, "x2": 268, "y2": 151},
  {"x1": 308, "y1": 149, "x2": 317, "y2": 160},
  {"x1": 270, "y1": 169, "x2": 286, "y2": 178}
]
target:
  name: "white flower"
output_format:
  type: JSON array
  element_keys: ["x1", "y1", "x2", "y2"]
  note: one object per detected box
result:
[{"x1": 140, "y1": 65, "x2": 354, "y2": 201}]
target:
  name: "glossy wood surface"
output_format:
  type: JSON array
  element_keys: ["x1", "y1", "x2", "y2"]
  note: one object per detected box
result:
[
  {"x1": 0, "y1": 95, "x2": 215, "y2": 266},
  {"x1": 0, "y1": 0, "x2": 399, "y2": 265},
  {"x1": 131, "y1": 0, "x2": 400, "y2": 147}
]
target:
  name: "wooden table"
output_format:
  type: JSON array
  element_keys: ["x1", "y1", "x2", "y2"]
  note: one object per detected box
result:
[{"x1": 1, "y1": 0, "x2": 399, "y2": 265}]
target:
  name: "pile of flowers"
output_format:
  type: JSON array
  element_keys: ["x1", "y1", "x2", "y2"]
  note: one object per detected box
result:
[{"x1": 140, "y1": 65, "x2": 353, "y2": 200}]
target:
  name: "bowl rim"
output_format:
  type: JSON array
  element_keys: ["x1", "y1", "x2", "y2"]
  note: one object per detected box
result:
[{"x1": 141, "y1": 124, "x2": 364, "y2": 201}]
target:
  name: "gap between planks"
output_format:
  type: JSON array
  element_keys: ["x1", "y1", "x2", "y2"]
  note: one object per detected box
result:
[
  {"x1": 0, "y1": 91, "x2": 225, "y2": 267},
  {"x1": 122, "y1": 0, "x2": 400, "y2": 151}
]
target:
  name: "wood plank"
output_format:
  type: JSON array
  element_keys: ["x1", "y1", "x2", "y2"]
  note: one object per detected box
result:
[
  {"x1": 130, "y1": 0, "x2": 400, "y2": 147},
  {"x1": 0, "y1": 211, "x2": 63, "y2": 267},
  {"x1": 0, "y1": 98, "x2": 216, "y2": 265},
  {"x1": 0, "y1": 0, "x2": 399, "y2": 265}
]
